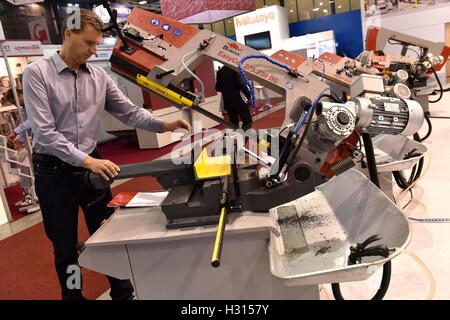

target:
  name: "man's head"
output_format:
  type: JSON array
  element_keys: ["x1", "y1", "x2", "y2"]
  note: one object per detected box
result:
[
  {"x1": 3, "y1": 88, "x2": 24, "y2": 106},
  {"x1": 61, "y1": 8, "x2": 104, "y2": 65},
  {"x1": 0, "y1": 76, "x2": 10, "y2": 93}
]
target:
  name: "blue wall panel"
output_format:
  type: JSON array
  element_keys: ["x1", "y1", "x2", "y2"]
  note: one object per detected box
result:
[{"x1": 289, "y1": 10, "x2": 363, "y2": 58}]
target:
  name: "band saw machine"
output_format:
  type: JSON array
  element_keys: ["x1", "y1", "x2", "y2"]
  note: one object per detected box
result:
[{"x1": 77, "y1": 3, "x2": 437, "y2": 299}]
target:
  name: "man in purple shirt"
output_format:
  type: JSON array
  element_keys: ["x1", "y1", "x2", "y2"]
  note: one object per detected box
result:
[{"x1": 23, "y1": 9, "x2": 190, "y2": 300}]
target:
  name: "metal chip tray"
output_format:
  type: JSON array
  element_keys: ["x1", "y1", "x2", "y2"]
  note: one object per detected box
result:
[
  {"x1": 372, "y1": 134, "x2": 427, "y2": 172},
  {"x1": 268, "y1": 169, "x2": 411, "y2": 286}
]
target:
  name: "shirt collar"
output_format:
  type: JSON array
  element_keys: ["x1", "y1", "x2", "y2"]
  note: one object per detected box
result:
[{"x1": 51, "y1": 51, "x2": 91, "y2": 75}]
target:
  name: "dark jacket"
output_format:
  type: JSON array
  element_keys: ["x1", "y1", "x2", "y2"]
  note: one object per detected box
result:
[{"x1": 215, "y1": 66, "x2": 251, "y2": 111}]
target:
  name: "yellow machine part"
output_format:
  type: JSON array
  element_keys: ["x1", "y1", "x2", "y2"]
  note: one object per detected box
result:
[
  {"x1": 259, "y1": 139, "x2": 271, "y2": 151},
  {"x1": 194, "y1": 148, "x2": 231, "y2": 180},
  {"x1": 136, "y1": 74, "x2": 194, "y2": 107}
]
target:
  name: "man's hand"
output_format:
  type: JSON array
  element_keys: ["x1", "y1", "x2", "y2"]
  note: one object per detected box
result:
[
  {"x1": 161, "y1": 119, "x2": 191, "y2": 133},
  {"x1": 7, "y1": 131, "x2": 17, "y2": 142},
  {"x1": 81, "y1": 156, "x2": 120, "y2": 181}
]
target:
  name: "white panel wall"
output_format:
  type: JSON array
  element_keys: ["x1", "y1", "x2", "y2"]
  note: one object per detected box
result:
[
  {"x1": 234, "y1": 5, "x2": 290, "y2": 56},
  {"x1": 362, "y1": 3, "x2": 450, "y2": 43},
  {"x1": 362, "y1": 2, "x2": 450, "y2": 77}
]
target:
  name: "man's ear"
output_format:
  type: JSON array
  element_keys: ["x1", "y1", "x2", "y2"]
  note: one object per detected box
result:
[{"x1": 64, "y1": 29, "x2": 72, "y2": 41}]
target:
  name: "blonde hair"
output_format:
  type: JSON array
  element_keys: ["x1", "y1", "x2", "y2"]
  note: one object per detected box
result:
[{"x1": 61, "y1": 8, "x2": 103, "y2": 39}]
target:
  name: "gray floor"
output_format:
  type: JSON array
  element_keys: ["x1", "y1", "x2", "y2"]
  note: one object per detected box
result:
[{"x1": 1, "y1": 93, "x2": 450, "y2": 300}]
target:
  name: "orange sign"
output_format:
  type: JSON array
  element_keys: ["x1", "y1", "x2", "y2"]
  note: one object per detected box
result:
[{"x1": 235, "y1": 11, "x2": 275, "y2": 27}]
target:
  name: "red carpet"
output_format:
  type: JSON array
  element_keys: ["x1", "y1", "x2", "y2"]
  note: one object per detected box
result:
[
  {"x1": 0, "y1": 108, "x2": 285, "y2": 299},
  {"x1": 97, "y1": 133, "x2": 179, "y2": 165},
  {"x1": 0, "y1": 176, "x2": 161, "y2": 300}
]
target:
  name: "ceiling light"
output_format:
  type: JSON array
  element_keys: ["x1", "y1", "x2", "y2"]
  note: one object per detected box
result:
[
  {"x1": 139, "y1": 0, "x2": 148, "y2": 4},
  {"x1": 67, "y1": 3, "x2": 72, "y2": 6},
  {"x1": 319, "y1": 2, "x2": 323, "y2": 5},
  {"x1": 338, "y1": 5, "x2": 342, "y2": 8},
  {"x1": 75, "y1": 3, "x2": 79, "y2": 6},
  {"x1": 289, "y1": 9, "x2": 294, "y2": 12},
  {"x1": 313, "y1": 8, "x2": 319, "y2": 11},
  {"x1": 323, "y1": 9, "x2": 328, "y2": 13}
]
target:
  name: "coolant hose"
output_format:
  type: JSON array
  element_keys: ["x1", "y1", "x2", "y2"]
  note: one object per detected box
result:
[{"x1": 331, "y1": 133, "x2": 392, "y2": 300}]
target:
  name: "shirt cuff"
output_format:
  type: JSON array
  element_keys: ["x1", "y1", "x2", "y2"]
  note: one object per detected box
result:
[
  {"x1": 69, "y1": 148, "x2": 89, "y2": 167},
  {"x1": 153, "y1": 118, "x2": 164, "y2": 133},
  {"x1": 16, "y1": 133, "x2": 26, "y2": 144}
]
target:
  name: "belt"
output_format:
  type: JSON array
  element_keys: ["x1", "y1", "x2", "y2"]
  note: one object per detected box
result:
[
  {"x1": 32, "y1": 152, "x2": 64, "y2": 165},
  {"x1": 32, "y1": 148, "x2": 100, "y2": 165}
]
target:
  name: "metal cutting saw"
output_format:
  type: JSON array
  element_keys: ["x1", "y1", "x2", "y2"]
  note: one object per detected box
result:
[{"x1": 79, "y1": 2, "x2": 441, "y2": 299}]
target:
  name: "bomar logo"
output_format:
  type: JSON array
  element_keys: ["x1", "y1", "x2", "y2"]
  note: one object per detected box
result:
[
  {"x1": 223, "y1": 42, "x2": 242, "y2": 56},
  {"x1": 235, "y1": 11, "x2": 275, "y2": 27}
]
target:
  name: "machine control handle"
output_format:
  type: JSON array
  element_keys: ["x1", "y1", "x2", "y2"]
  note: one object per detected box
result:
[
  {"x1": 211, "y1": 178, "x2": 229, "y2": 268},
  {"x1": 211, "y1": 207, "x2": 227, "y2": 268}
]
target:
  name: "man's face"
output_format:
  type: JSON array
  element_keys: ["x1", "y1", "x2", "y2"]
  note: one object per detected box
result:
[
  {"x1": 64, "y1": 24, "x2": 102, "y2": 65},
  {"x1": 0, "y1": 78, "x2": 10, "y2": 88}
]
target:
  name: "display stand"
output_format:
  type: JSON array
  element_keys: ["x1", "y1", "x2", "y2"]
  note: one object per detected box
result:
[{"x1": 0, "y1": 40, "x2": 43, "y2": 223}]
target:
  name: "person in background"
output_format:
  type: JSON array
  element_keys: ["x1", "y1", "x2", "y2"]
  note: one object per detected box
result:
[
  {"x1": 0, "y1": 76, "x2": 11, "y2": 102},
  {"x1": 2, "y1": 88, "x2": 32, "y2": 145},
  {"x1": 215, "y1": 65, "x2": 253, "y2": 130},
  {"x1": 23, "y1": 9, "x2": 191, "y2": 300}
]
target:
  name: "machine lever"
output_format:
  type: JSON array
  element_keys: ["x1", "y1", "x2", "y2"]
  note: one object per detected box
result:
[
  {"x1": 241, "y1": 147, "x2": 272, "y2": 166},
  {"x1": 101, "y1": 0, "x2": 135, "y2": 55},
  {"x1": 156, "y1": 69, "x2": 175, "y2": 79},
  {"x1": 211, "y1": 178, "x2": 229, "y2": 268},
  {"x1": 211, "y1": 207, "x2": 227, "y2": 268}
]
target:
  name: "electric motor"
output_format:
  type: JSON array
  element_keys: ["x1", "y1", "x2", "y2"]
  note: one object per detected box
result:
[
  {"x1": 317, "y1": 103, "x2": 356, "y2": 141},
  {"x1": 389, "y1": 83, "x2": 411, "y2": 99},
  {"x1": 354, "y1": 95, "x2": 424, "y2": 136}
]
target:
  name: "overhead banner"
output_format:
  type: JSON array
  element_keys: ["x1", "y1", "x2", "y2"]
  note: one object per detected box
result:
[
  {"x1": 6, "y1": 0, "x2": 43, "y2": 4},
  {"x1": 0, "y1": 40, "x2": 43, "y2": 57}
]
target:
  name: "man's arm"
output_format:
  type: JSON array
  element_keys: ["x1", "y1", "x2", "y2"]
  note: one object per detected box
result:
[
  {"x1": 215, "y1": 70, "x2": 223, "y2": 92},
  {"x1": 104, "y1": 73, "x2": 191, "y2": 133},
  {"x1": 104, "y1": 74, "x2": 163, "y2": 132},
  {"x1": 23, "y1": 66, "x2": 89, "y2": 167},
  {"x1": 14, "y1": 119, "x2": 31, "y2": 135},
  {"x1": 12, "y1": 119, "x2": 31, "y2": 144},
  {"x1": 237, "y1": 73, "x2": 251, "y2": 101},
  {"x1": 23, "y1": 67, "x2": 120, "y2": 181}
]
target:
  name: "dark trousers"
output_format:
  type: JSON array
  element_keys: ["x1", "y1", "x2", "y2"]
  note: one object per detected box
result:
[
  {"x1": 32, "y1": 150, "x2": 134, "y2": 300},
  {"x1": 227, "y1": 105, "x2": 253, "y2": 130}
]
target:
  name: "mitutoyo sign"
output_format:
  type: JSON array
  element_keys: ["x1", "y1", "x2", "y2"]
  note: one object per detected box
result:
[{"x1": 235, "y1": 11, "x2": 275, "y2": 27}]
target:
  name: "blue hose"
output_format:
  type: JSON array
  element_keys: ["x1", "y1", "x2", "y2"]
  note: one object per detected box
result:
[
  {"x1": 238, "y1": 54, "x2": 291, "y2": 109},
  {"x1": 293, "y1": 88, "x2": 341, "y2": 134}
]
